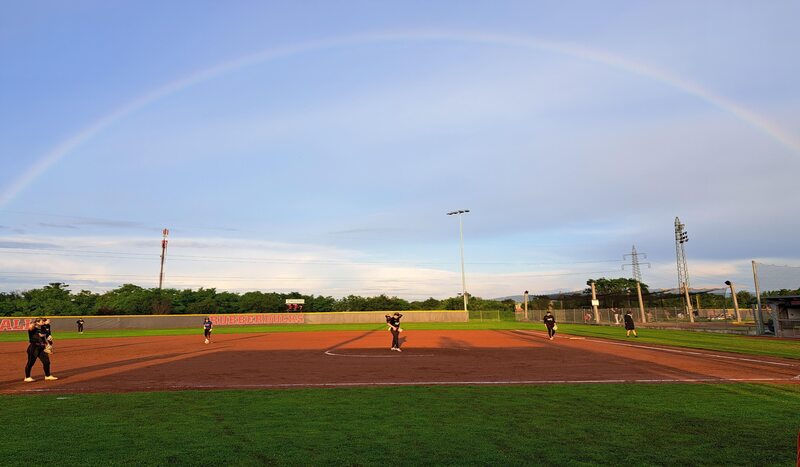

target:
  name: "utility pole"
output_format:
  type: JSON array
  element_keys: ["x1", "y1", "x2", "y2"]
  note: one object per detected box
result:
[
  {"x1": 523, "y1": 290, "x2": 529, "y2": 319},
  {"x1": 674, "y1": 217, "x2": 694, "y2": 322},
  {"x1": 591, "y1": 281, "x2": 600, "y2": 323},
  {"x1": 624, "y1": 245, "x2": 650, "y2": 323},
  {"x1": 752, "y1": 261, "x2": 764, "y2": 333},
  {"x1": 158, "y1": 228, "x2": 169, "y2": 290},
  {"x1": 725, "y1": 280, "x2": 741, "y2": 323}
]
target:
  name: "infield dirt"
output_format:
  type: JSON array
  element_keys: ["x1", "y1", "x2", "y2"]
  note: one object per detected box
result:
[{"x1": 3, "y1": 329, "x2": 798, "y2": 394}]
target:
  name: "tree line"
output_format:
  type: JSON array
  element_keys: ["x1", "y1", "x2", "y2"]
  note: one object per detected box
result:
[
  {"x1": 2, "y1": 279, "x2": 794, "y2": 317},
  {"x1": 0, "y1": 283, "x2": 516, "y2": 317}
]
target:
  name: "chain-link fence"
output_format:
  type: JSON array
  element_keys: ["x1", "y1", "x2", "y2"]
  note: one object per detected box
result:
[
  {"x1": 754, "y1": 262, "x2": 800, "y2": 337},
  {"x1": 516, "y1": 307, "x2": 757, "y2": 325}
]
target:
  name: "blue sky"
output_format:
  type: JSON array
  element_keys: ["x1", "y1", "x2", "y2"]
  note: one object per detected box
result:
[{"x1": 1, "y1": 1, "x2": 798, "y2": 298}]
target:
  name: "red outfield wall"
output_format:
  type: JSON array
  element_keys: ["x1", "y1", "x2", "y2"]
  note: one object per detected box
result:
[{"x1": 0, "y1": 310, "x2": 468, "y2": 332}]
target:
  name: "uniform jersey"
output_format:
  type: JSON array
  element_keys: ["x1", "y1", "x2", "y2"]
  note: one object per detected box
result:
[
  {"x1": 543, "y1": 315, "x2": 556, "y2": 327},
  {"x1": 203, "y1": 320, "x2": 213, "y2": 331},
  {"x1": 624, "y1": 314, "x2": 635, "y2": 328},
  {"x1": 28, "y1": 327, "x2": 44, "y2": 345},
  {"x1": 387, "y1": 316, "x2": 402, "y2": 329},
  {"x1": 41, "y1": 324, "x2": 51, "y2": 337}
]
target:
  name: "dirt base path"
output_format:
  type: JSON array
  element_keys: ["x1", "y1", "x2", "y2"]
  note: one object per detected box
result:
[{"x1": 2, "y1": 330, "x2": 798, "y2": 394}]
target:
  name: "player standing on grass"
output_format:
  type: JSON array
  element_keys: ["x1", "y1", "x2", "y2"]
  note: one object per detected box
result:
[
  {"x1": 543, "y1": 311, "x2": 557, "y2": 340},
  {"x1": 624, "y1": 311, "x2": 638, "y2": 337},
  {"x1": 385, "y1": 313, "x2": 403, "y2": 352},
  {"x1": 24, "y1": 318, "x2": 57, "y2": 382},
  {"x1": 76, "y1": 318, "x2": 84, "y2": 333}
]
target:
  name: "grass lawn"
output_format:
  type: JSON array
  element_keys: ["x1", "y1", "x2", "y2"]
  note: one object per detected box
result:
[
  {"x1": 3, "y1": 383, "x2": 798, "y2": 466},
  {"x1": 552, "y1": 323, "x2": 800, "y2": 360}
]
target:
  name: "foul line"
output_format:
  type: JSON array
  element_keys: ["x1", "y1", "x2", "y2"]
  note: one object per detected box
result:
[
  {"x1": 324, "y1": 350, "x2": 433, "y2": 358},
  {"x1": 514, "y1": 330, "x2": 797, "y2": 368}
]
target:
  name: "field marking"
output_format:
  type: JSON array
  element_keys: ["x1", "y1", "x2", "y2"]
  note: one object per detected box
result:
[
  {"x1": 514, "y1": 330, "x2": 798, "y2": 367},
  {"x1": 324, "y1": 350, "x2": 433, "y2": 358},
  {"x1": 12, "y1": 376, "x2": 796, "y2": 394}
]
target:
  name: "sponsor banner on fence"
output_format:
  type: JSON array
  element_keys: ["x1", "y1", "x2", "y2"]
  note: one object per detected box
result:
[
  {"x1": 211, "y1": 314, "x2": 305, "y2": 326},
  {"x1": 0, "y1": 318, "x2": 35, "y2": 332}
]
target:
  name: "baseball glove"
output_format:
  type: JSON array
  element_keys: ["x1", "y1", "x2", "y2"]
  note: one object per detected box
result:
[{"x1": 44, "y1": 343, "x2": 54, "y2": 354}]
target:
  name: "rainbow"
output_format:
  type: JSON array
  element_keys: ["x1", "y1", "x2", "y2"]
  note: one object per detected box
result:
[{"x1": 2, "y1": 29, "x2": 798, "y2": 207}]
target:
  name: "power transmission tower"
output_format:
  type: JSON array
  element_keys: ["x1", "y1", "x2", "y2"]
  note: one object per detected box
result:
[
  {"x1": 674, "y1": 217, "x2": 694, "y2": 321},
  {"x1": 623, "y1": 245, "x2": 650, "y2": 323},
  {"x1": 623, "y1": 245, "x2": 648, "y2": 283},
  {"x1": 158, "y1": 228, "x2": 169, "y2": 290}
]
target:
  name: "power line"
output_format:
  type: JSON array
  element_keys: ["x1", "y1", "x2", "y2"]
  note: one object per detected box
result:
[{"x1": 0, "y1": 246, "x2": 625, "y2": 267}]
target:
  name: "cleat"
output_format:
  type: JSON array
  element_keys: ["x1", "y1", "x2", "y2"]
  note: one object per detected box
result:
[
  {"x1": 44, "y1": 375, "x2": 58, "y2": 381},
  {"x1": 23, "y1": 377, "x2": 34, "y2": 382}
]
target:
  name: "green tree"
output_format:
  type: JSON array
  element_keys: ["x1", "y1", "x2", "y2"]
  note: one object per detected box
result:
[
  {"x1": 216, "y1": 292, "x2": 240, "y2": 313},
  {"x1": 95, "y1": 284, "x2": 159, "y2": 315},
  {"x1": 72, "y1": 289, "x2": 99, "y2": 315},
  {"x1": 23, "y1": 282, "x2": 76, "y2": 315},
  {"x1": 0, "y1": 291, "x2": 24, "y2": 316},
  {"x1": 586, "y1": 277, "x2": 649, "y2": 308}
]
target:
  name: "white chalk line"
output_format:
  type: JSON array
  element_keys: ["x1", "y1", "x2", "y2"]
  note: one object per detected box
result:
[
  {"x1": 324, "y1": 350, "x2": 433, "y2": 358},
  {"x1": 514, "y1": 330, "x2": 798, "y2": 368},
  {"x1": 11, "y1": 376, "x2": 797, "y2": 393}
]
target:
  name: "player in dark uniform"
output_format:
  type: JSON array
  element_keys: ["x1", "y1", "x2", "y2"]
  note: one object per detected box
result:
[
  {"x1": 385, "y1": 313, "x2": 403, "y2": 352},
  {"x1": 543, "y1": 311, "x2": 557, "y2": 340},
  {"x1": 76, "y1": 318, "x2": 85, "y2": 333},
  {"x1": 624, "y1": 311, "x2": 638, "y2": 337},
  {"x1": 203, "y1": 317, "x2": 213, "y2": 344},
  {"x1": 41, "y1": 318, "x2": 54, "y2": 354},
  {"x1": 24, "y1": 318, "x2": 57, "y2": 382}
]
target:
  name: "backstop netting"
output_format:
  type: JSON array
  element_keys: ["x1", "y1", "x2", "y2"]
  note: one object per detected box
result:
[{"x1": 754, "y1": 262, "x2": 800, "y2": 337}]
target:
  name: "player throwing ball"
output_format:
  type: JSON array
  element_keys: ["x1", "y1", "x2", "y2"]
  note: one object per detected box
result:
[
  {"x1": 385, "y1": 313, "x2": 403, "y2": 352},
  {"x1": 203, "y1": 317, "x2": 213, "y2": 344}
]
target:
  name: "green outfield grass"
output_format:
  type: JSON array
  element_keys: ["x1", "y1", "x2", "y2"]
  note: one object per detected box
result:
[
  {"x1": 552, "y1": 323, "x2": 800, "y2": 360},
  {"x1": 2, "y1": 320, "x2": 797, "y2": 360},
  {"x1": 3, "y1": 383, "x2": 798, "y2": 466}
]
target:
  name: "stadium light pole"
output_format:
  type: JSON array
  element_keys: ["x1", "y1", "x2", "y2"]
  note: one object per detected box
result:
[{"x1": 447, "y1": 210, "x2": 470, "y2": 312}]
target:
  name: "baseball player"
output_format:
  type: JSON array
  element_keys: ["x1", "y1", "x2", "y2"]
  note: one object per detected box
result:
[
  {"x1": 203, "y1": 317, "x2": 213, "y2": 344},
  {"x1": 543, "y1": 311, "x2": 557, "y2": 340},
  {"x1": 385, "y1": 313, "x2": 403, "y2": 352},
  {"x1": 41, "y1": 318, "x2": 54, "y2": 354},
  {"x1": 76, "y1": 318, "x2": 85, "y2": 333},
  {"x1": 24, "y1": 318, "x2": 57, "y2": 382},
  {"x1": 624, "y1": 311, "x2": 638, "y2": 337}
]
